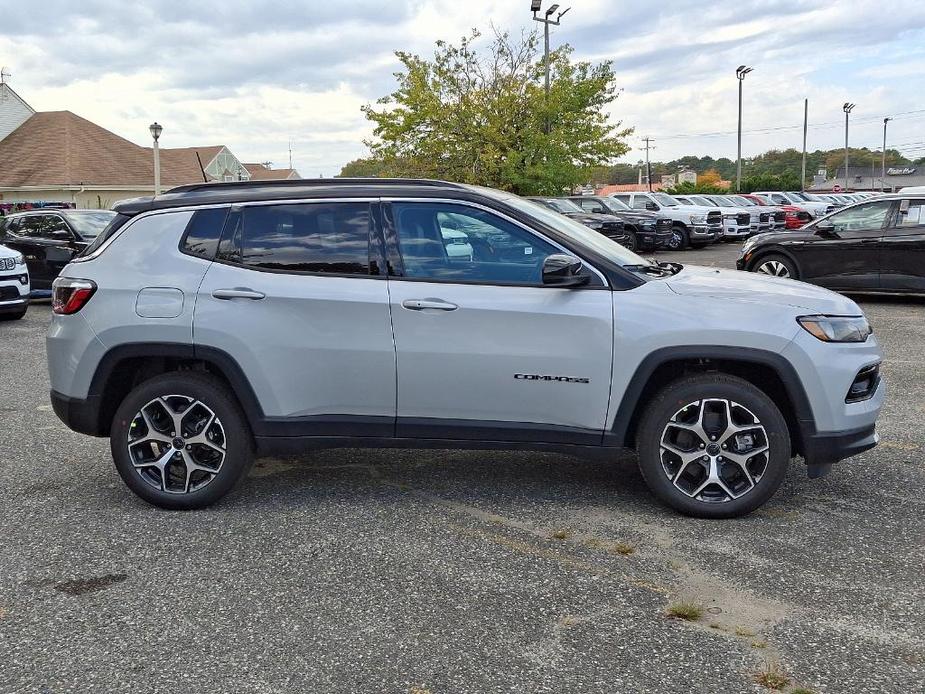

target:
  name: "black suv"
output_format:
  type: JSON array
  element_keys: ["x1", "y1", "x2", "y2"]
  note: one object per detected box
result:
[
  {"x1": 737, "y1": 194, "x2": 925, "y2": 293},
  {"x1": 525, "y1": 197, "x2": 634, "y2": 249},
  {"x1": 567, "y1": 196, "x2": 673, "y2": 251},
  {"x1": 0, "y1": 210, "x2": 117, "y2": 289}
]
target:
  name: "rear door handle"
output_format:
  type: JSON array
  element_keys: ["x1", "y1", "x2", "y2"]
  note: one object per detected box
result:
[
  {"x1": 212, "y1": 288, "x2": 266, "y2": 300},
  {"x1": 860, "y1": 238, "x2": 880, "y2": 245},
  {"x1": 401, "y1": 298, "x2": 458, "y2": 311}
]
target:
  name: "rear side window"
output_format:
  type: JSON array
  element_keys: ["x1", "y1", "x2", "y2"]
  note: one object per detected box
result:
[
  {"x1": 222, "y1": 202, "x2": 371, "y2": 275},
  {"x1": 181, "y1": 207, "x2": 229, "y2": 259}
]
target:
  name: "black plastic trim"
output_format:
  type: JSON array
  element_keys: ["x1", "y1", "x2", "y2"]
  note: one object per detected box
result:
[
  {"x1": 395, "y1": 418, "x2": 602, "y2": 445},
  {"x1": 605, "y1": 345, "x2": 817, "y2": 448},
  {"x1": 802, "y1": 423, "x2": 877, "y2": 466}
]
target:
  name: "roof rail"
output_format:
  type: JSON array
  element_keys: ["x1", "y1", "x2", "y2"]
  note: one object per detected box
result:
[{"x1": 166, "y1": 177, "x2": 469, "y2": 195}]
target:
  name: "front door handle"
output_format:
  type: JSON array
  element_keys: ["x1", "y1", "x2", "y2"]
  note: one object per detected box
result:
[
  {"x1": 212, "y1": 288, "x2": 266, "y2": 300},
  {"x1": 860, "y1": 238, "x2": 880, "y2": 245},
  {"x1": 401, "y1": 298, "x2": 458, "y2": 311}
]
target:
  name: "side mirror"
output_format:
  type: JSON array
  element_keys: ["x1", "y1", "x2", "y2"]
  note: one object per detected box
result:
[
  {"x1": 542, "y1": 253, "x2": 590, "y2": 287},
  {"x1": 645, "y1": 202, "x2": 659, "y2": 211},
  {"x1": 814, "y1": 221, "x2": 837, "y2": 238}
]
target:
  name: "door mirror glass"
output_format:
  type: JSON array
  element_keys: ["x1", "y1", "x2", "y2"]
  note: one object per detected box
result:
[
  {"x1": 645, "y1": 202, "x2": 659, "y2": 211},
  {"x1": 542, "y1": 253, "x2": 589, "y2": 287}
]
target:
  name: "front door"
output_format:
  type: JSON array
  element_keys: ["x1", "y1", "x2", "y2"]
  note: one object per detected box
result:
[
  {"x1": 384, "y1": 201, "x2": 614, "y2": 444},
  {"x1": 795, "y1": 200, "x2": 894, "y2": 290},
  {"x1": 4, "y1": 214, "x2": 81, "y2": 288},
  {"x1": 881, "y1": 198, "x2": 925, "y2": 292},
  {"x1": 194, "y1": 200, "x2": 396, "y2": 434}
]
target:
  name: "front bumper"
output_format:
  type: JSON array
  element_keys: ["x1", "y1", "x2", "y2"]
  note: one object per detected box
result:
[
  {"x1": 803, "y1": 423, "x2": 879, "y2": 472},
  {"x1": 638, "y1": 229, "x2": 673, "y2": 249},
  {"x1": 0, "y1": 272, "x2": 31, "y2": 312},
  {"x1": 690, "y1": 226, "x2": 722, "y2": 243}
]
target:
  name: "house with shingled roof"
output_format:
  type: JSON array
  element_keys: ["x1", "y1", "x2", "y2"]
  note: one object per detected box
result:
[{"x1": 0, "y1": 82, "x2": 286, "y2": 209}]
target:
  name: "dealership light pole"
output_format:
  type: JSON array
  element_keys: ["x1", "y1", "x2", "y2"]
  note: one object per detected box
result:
[
  {"x1": 882, "y1": 116, "x2": 892, "y2": 192},
  {"x1": 843, "y1": 103, "x2": 855, "y2": 191},
  {"x1": 531, "y1": 0, "x2": 570, "y2": 132},
  {"x1": 149, "y1": 122, "x2": 163, "y2": 196},
  {"x1": 735, "y1": 65, "x2": 753, "y2": 192}
]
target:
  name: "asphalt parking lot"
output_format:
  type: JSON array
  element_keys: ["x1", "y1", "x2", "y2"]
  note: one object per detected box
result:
[{"x1": 1, "y1": 242, "x2": 923, "y2": 694}]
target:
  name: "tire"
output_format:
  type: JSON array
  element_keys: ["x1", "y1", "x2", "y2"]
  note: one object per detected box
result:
[
  {"x1": 110, "y1": 372, "x2": 254, "y2": 510},
  {"x1": 669, "y1": 225, "x2": 690, "y2": 250},
  {"x1": 753, "y1": 253, "x2": 798, "y2": 279},
  {"x1": 635, "y1": 373, "x2": 790, "y2": 518},
  {"x1": 621, "y1": 229, "x2": 638, "y2": 252}
]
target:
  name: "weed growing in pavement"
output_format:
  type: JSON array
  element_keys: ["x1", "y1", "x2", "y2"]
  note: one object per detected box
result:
[
  {"x1": 752, "y1": 663, "x2": 790, "y2": 690},
  {"x1": 551, "y1": 528, "x2": 570, "y2": 540},
  {"x1": 734, "y1": 626, "x2": 756, "y2": 637},
  {"x1": 666, "y1": 601, "x2": 703, "y2": 621}
]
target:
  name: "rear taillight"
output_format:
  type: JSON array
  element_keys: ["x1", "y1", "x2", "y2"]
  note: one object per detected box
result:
[{"x1": 52, "y1": 277, "x2": 97, "y2": 315}]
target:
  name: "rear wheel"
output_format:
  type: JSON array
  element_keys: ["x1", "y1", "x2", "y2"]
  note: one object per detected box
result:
[
  {"x1": 754, "y1": 254, "x2": 797, "y2": 279},
  {"x1": 635, "y1": 374, "x2": 790, "y2": 518},
  {"x1": 110, "y1": 372, "x2": 254, "y2": 510}
]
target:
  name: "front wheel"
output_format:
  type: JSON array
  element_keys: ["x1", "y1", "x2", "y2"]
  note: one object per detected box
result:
[
  {"x1": 754, "y1": 254, "x2": 797, "y2": 279},
  {"x1": 635, "y1": 374, "x2": 790, "y2": 518},
  {"x1": 110, "y1": 372, "x2": 254, "y2": 509},
  {"x1": 621, "y1": 230, "x2": 638, "y2": 252},
  {"x1": 668, "y1": 225, "x2": 689, "y2": 250}
]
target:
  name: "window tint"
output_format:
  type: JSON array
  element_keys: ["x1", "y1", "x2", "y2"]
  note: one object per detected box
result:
[
  {"x1": 234, "y1": 202, "x2": 371, "y2": 274},
  {"x1": 578, "y1": 199, "x2": 605, "y2": 214},
  {"x1": 16, "y1": 215, "x2": 72, "y2": 240},
  {"x1": 893, "y1": 199, "x2": 925, "y2": 230},
  {"x1": 632, "y1": 197, "x2": 650, "y2": 210},
  {"x1": 826, "y1": 201, "x2": 893, "y2": 232},
  {"x1": 181, "y1": 207, "x2": 229, "y2": 259},
  {"x1": 392, "y1": 202, "x2": 558, "y2": 285}
]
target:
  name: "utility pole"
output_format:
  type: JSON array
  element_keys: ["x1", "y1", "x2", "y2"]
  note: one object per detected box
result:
[
  {"x1": 735, "y1": 65, "x2": 753, "y2": 192},
  {"x1": 531, "y1": 1, "x2": 571, "y2": 132},
  {"x1": 643, "y1": 137, "x2": 654, "y2": 192},
  {"x1": 843, "y1": 102, "x2": 855, "y2": 191},
  {"x1": 882, "y1": 117, "x2": 892, "y2": 192},
  {"x1": 801, "y1": 99, "x2": 808, "y2": 192}
]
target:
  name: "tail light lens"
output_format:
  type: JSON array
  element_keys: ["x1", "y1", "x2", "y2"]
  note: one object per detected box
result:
[{"x1": 52, "y1": 277, "x2": 97, "y2": 315}]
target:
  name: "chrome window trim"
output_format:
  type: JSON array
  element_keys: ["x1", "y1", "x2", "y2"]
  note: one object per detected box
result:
[{"x1": 380, "y1": 196, "x2": 609, "y2": 286}]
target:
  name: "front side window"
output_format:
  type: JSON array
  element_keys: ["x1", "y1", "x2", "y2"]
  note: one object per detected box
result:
[
  {"x1": 824, "y1": 201, "x2": 893, "y2": 232},
  {"x1": 18, "y1": 215, "x2": 72, "y2": 240},
  {"x1": 632, "y1": 196, "x2": 650, "y2": 210},
  {"x1": 391, "y1": 202, "x2": 558, "y2": 285},
  {"x1": 577, "y1": 199, "x2": 606, "y2": 214},
  {"x1": 224, "y1": 202, "x2": 371, "y2": 275}
]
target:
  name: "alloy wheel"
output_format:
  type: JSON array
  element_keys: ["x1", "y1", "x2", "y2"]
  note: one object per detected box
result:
[
  {"x1": 127, "y1": 395, "x2": 226, "y2": 494},
  {"x1": 659, "y1": 399, "x2": 770, "y2": 503},
  {"x1": 756, "y1": 260, "x2": 790, "y2": 278}
]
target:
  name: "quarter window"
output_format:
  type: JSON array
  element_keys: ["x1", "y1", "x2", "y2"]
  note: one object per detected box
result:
[
  {"x1": 181, "y1": 207, "x2": 230, "y2": 259},
  {"x1": 224, "y1": 202, "x2": 371, "y2": 275},
  {"x1": 391, "y1": 202, "x2": 558, "y2": 285},
  {"x1": 893, "y1": 199, "x2": 925, "y2": 230}
]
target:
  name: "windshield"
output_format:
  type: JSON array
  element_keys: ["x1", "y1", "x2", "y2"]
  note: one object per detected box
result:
[
  {"x1": 651, "y1": 193, "x2": 679, "y2": 207},
  {"x1": 64, "y1": 211, "x2": 117, "y2": 238},
  {"x1": 690, "y1": 195, "x2": 717, "y2": 207},
  {"x1": 787, "y1": 192, "x2": 810, "y2": 202},
  {"x1": 729, "y1": 195, "x2": 755, "y2": 206},
  {"x1": 537, "y1": 198, "x2": 583, "y2": 214},
  {"x1": 506, "y1": 196, "x2": 649, "y2": 267},
  {"x1": 601, "y1": 197, "x2": 630, "y2": 212}
]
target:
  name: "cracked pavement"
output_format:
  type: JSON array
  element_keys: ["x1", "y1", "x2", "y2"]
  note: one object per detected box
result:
[{"x1": 1, "y1": 243, "x2": 923, "y2": 693}]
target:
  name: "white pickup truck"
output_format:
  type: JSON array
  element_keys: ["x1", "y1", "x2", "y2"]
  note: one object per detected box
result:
[{"x1": 611, "y1": 192, "x2": 722, "y2": 250}]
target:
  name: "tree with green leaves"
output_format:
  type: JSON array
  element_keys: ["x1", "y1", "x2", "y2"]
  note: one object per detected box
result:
[{"x1": 357, "y1": 29, "x2": 631, "y2": 195}]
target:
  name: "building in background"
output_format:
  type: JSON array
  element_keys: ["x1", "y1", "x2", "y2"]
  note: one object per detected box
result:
[
  {"x1": 243, "y1": 163, "x2": 301, "y2": 180},
  {"x1": 0, "y1": 82, "x2": 287, "y2": 208},
  {"x1": 809, "y1": 165, "x2": 925, "y2": 193}
]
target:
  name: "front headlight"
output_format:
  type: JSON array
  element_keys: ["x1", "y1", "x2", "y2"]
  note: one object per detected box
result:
[
  {"x1": 586, "y1": 221, "x2": 605, "y2": 230},
  {"x1": 689, "y1": 214, "x2": 706, "y2": 224},
  {"x1": 14, "y1": 253, "x2": 25, "y2": 266},
  {"x1": 798, "y1": 315, "x2": 871, "y2": 343}
]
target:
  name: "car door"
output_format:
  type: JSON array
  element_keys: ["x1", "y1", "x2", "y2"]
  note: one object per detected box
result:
[
  {"x1": 794, "y1": 200, "x2": 893, "y2": 290},
  {"x1": 3, "y1": 215, "x2": 80, "y2": 287},
  {"x1": 194, "y1": 200, "x2": 396, "y2": 434},
  {"x1": 384, "y1": 200, "x2": 614, "y2": 443},
  {"x1": 880, "y1": 198, "x2": 925, "y2": 292}
]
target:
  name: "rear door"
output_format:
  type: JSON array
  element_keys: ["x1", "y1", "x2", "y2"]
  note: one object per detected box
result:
[
  {"x1": 194, "y1": 200, "x2": 396, "y2": 433},
  {"x1": 881, "y1": 198, "x2": 925, "y2": 292},
  {"x1": 795, "y1": 200, "x2": 893, "y2": 290},
  {"x1": 384, "y1": 200, "x2": 614, "y2": 443}
]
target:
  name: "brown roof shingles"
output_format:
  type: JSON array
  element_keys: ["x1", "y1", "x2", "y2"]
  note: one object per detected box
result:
[
  {"x1": 243, "y1": 163, "x2": 300, "y2": 180},
  {"x1": 0, "y1": 111, "x2": 223, "y2": 188}
]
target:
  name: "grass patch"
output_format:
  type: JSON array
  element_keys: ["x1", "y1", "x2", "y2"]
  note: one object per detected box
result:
[
  {"x1": 551, "y1": 528, "x2": 571, "y2": 540},
  {"x1": 734, "y1": 626, "x2": 756, "y2": 637},
  {"x1": 666, "y1": 601, "x2": 703, "y2": 621},
  {"x1": 791, "y1": 689, "x2": 816, "y2": 694},
  {"x1": 752, "y1": 663, "x2": 790, "y2": 690},
  {"x1": 613, "y1": 541, "x2": 635, "y2": 556},
  {"x1": 751, "y1": 640, "x2": 767, "y2": 649}
]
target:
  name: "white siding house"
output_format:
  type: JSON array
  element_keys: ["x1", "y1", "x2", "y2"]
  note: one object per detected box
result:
[{"x1": 0, "y1": 83, "x2": 35, "y2": 143}]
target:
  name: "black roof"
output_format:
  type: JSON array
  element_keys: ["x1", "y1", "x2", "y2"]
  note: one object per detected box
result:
[{"x1": 113, "y1": 178, "x2": 489, "y2": 215}]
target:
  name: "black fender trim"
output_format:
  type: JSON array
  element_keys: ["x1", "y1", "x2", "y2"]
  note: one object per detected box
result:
[
  {"x1": 604, "y1": 345, "x2": 816, "y2": 449},
  {"x1": 746, "y1": 246, "x2": 801, "y2": 274}
]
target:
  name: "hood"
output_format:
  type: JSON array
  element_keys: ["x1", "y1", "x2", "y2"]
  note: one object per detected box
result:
[
  {"x1": 664, "y1": 203, "x2": 721, "y2": 215},
  {"x1": 0, "y1": 243, "x2": 21, "y2": 260},
  {"x1": 565, "y1": 212, "x2": 623, "y2": 226},
  {"x1": 609, "y1": 210, "x2": 659, "y2": 223},
  {"x1": 665, "y1": 265, "x2": 862, "y2": 314}
]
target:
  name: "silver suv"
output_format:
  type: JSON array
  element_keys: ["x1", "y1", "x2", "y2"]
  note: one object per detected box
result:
[{"x1": 47, "y1": 179, "x2": 885, "y2": 517}]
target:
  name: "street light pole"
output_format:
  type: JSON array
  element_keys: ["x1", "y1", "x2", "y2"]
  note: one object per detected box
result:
[
  {"x1": 531, "y1": 1, "x2": 570, "y2": 132},
  {"x1": 843, "y1": 103, "x2": 855, "y2": 191},
  {"x1": 882, "y1": 117, "x2": 892, "y2": 192},
  {"x1": 149, "y1": 122, "x2": 163, "y2": 196},
  {"x1": 735, "y1": 65, "x2": 753, "y2": 193}
]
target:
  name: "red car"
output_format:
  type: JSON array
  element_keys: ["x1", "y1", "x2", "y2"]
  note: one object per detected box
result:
[{"x1": 743, "y1": 194, "x2": 812, "y2": 229}]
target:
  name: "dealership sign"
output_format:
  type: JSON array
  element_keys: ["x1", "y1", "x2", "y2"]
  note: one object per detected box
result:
[{"x1": 887, "y1": 167, "x2": 917, "y2": 176}]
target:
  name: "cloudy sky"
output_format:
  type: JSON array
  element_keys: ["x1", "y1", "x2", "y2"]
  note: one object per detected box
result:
[{"x1": 2, "y1": 0, "x2": 924, "y2": 177}]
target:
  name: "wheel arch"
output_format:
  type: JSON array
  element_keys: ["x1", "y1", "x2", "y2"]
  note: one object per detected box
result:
[
  {"x1": 747, "y1": 246, "x2": 800, "y2": 275},
  {"x1": 607, "y1": 346, "x2": 815, "y2": 457},
  {"x1": 83, "y1": 343, "x2": 263, "y2": 437}
]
